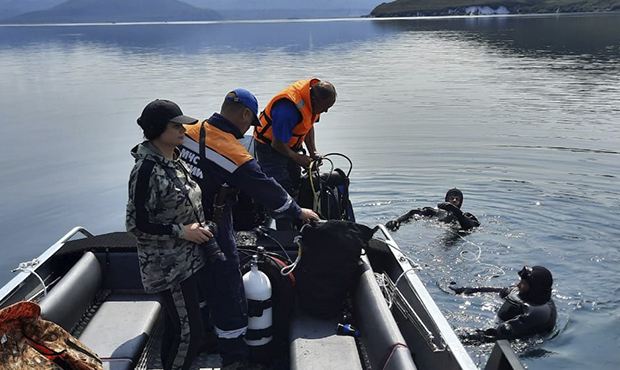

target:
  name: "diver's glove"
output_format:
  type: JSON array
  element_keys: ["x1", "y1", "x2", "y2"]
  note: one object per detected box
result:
[
  {"x1": 449, "y1": 286, "x2": 475, "y2": 295},
  {"x1": 499, "y1": 287, "x2": 511, "y2": 299},
  {"x1": 459, "y1": 328, "x2": 498, "y2": 344},
  {"x1": 385, "y1": 220, "x2": 401, "y2": 231},
  {"x1": 438, "y1": 202, "x2": 461, "y2": 214}
]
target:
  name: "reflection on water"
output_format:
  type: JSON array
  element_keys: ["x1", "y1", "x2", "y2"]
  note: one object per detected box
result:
[
  {"x1": 373, "y1": 14, "x2": 620, "y2": 61},
  {"x1": 1, "y1": 13, "x2": 619, "y2": 369},
  {"x1": 0, "y1": 19, "x2": 389, "y2": 54}
]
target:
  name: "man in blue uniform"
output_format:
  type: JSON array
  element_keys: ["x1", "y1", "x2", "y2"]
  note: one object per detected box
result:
[{"x1": 179, "y1": 89, "x2": 319, "y2": 368}]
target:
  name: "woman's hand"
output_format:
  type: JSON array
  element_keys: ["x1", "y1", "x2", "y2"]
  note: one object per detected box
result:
[{"x1": 181, "y1": 223, "x2": 213, "y2": 244}]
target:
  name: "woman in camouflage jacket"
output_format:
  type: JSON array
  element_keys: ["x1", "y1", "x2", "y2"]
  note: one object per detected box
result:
[{"x1": 126, "y1": 99, "x2": 213, "y2": 370}]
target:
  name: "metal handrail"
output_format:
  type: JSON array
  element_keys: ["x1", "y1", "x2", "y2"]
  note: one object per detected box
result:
[
  {"x1": 373, "y1": 224, "x2": 478, "y2": 369},
  {"x1": 381, "y1": 272, "x2": 446, "y2": 352},
  {"x1": 0, "y1": 226, "x2": 94, "y2": 303},
  {"x1": 373, "y1": 225, "x2": 446, "y2": 350}
]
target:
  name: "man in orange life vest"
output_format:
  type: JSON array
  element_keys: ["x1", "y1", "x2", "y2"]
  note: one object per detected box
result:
[
  {"x1": 253, "y1": 78, "x2": 337, "y2": 229},
  {"x1": 179, "y1": 89, "x2": 319, "y2": 368}
]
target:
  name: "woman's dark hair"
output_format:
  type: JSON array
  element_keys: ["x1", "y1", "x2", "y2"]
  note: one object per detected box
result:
[
  {"x1": 138, "y1": 122, "x2": 168, "y2": 140},
  {"x1": 137, "y1": 117, "x2": 167, "y2": 140}
]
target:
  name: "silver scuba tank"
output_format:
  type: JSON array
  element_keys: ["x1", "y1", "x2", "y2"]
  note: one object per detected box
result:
[{"x1": 243, "y1": 247, "x2": 273, "y2": 346}]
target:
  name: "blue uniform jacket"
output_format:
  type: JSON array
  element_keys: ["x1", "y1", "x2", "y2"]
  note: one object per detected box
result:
[{"x1": 180, "y1": 113, "x2": 302, "y2": 262}]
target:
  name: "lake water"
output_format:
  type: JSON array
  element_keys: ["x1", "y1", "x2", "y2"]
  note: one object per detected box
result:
[{"x1": 1, "y1": 13, "x2": 619, "y2": 369}]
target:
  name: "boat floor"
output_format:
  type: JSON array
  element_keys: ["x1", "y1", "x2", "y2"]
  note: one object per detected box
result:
[{"x1": 144, "y1": 331, "x2": 222, "y2": 369}]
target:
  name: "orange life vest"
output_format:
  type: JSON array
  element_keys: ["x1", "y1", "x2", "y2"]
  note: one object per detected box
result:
[{"x1": 253, "y1": 78, "x2": 321, "y2": 150}]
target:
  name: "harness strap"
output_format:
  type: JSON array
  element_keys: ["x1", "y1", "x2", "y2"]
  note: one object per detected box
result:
[
  {"x1": 199, "y1": 121, "x2": 206, "y2": 161},
  {"x1": 247, "y1": 298, "x2": 273, "y2": 317},
  {"x1": 255, "y1": 111, "x2": 273, "y2": 144},
  {"x1": 245, "y1": 326, "x2": 274, "y2": 341}
]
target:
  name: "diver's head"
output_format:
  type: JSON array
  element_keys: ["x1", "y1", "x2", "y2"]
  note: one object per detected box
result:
[
  {"x1": 517, "y1": 266, "x2": 553, "y2": 305},
  {"x1": 445, "y1": 188, "x2": 464, "y2": 208}
]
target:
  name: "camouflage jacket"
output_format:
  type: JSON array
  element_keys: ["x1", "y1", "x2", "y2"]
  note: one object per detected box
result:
[
  {"x1": 0, "y1": 301, "x2": 102, "y2": 370},
  {"x1": 126, "y1": 141, "x2": 207, "y2": 293}
]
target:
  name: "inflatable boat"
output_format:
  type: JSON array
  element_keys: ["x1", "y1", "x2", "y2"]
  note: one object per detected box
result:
[{"x1": 0, "y1": 224, "x2": 523, "y2": 370}]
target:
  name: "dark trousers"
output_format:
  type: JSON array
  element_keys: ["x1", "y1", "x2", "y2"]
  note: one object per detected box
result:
[
  {"x1": 159, "y1": 272, "x2": 207, "y2": 370},
  {"x1": 255, "y1": 142, "x2": 301, "y2": 230},
  {"x1": 199, "y1": 258, "x2": 249, "y2": 365},
  {"x1": 200, "y1": 210, "x2": 249, "y2": 365}
]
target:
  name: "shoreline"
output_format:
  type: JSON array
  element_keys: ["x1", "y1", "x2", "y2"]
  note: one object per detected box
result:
[{"x1": 0, "y1": 10, "x2": 618, "y2": 28}]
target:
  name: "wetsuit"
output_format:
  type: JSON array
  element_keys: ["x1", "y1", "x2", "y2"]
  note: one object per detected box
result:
[
  {"x1": 492, "y1": 288, "x2": 557, "y2": 340},
  {"x1": 386, "y1": 202, "x2": 480, "y2": 231},
  {"x1": 458, "y1": 266, "x2": 557, "y2": 342}
]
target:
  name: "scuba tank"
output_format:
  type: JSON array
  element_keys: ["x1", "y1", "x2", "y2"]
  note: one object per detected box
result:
[{"x1": 243, "y1": 247, "x2": 273, "y2": 347}]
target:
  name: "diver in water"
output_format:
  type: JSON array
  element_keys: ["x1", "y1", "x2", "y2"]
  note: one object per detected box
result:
[
  {"x1": 385, "y1": 188, "x2": 480, "y2": 231},
  {"x1": 452, "y1": 266, "x2": 557, "y2": 342}
]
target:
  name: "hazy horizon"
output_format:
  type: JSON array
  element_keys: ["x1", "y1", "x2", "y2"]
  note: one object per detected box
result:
[{"x1": 0, "y1": 0, "x2": 385, "y2": 21}]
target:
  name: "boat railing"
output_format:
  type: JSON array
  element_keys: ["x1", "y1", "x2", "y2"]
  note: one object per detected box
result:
[
  {"x1": 373, "y1": 225, "x2": 447, "y2": 352},
  {"x1": 0, "y1": 226, "x2": 94, "y2": 305},
  {"x1": 484, "y1": 340, "x2": 526, "y2": 370},
  {"x1": 378, "y1": 271, "x2": 447, "y2": 352}
]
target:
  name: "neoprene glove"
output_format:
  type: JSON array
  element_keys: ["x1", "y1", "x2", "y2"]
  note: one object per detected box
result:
[
  {"x1": 385, "y1": 220, "x2": 400, "y2": 231},
  {"x1": 437, "y1": 202, "x2": 459, "y2": 212},
  {"x1": 499, "y1": 288, "x2": 511, "y2": 299}
]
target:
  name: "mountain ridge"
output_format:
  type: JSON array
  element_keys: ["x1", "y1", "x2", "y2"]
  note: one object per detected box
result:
[
  {"x1": 370, "y1": 0, "x2": 620, "y2": 17},
  {"x1": 3, "y1": 0, "x2": 220, "y2": 23}
]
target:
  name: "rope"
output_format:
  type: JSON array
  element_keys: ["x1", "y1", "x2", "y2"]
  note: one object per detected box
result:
[
  {"x1": 279, "y1": 240, "x2": 301, "y2": 276},
  {"x1": 446, "y1": 229, "x2": 506, "y2": 278},
  {"x1": 381, "y1": 342, "x2": 409, "y2": 370},
  {"x1": 386, "y1": 267, "x2": 418, "y2": 309},
  {"x1": 280, "y1": 223, "x2": 312, "y2": 276},
  {"x1": 12, "y1": 259, "x2": 48, "y2": 298}
]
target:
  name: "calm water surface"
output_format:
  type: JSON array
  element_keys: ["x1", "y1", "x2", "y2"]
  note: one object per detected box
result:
[{"x1": 1, "y1": 14, "x2": 619, "y2": 369}]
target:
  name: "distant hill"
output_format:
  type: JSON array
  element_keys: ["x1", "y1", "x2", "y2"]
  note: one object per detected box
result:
[
  {"x1": 0, "y1": 0, "x2": 63, "y2": 19},
  {"x1": 183, "y1": 0, "x2": 382, "y2": 19},
  {"x1": 4, "y1": 0, "x2": 220, "y2": 24},
  {"x1": 184, "y1": 0, "x2": 381, "y2": 11},
  {"x1": 370, "y1": 0, "x2": 620, "y2": 17}
]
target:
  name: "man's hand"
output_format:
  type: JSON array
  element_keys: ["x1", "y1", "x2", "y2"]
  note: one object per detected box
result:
[
  {"x1": 181, "y1": 223, "x2": 213, "y2": 244},
  {"x1": 499, "y1": 287, "x2": 511, "y2": 299},
  {"x1": 438, "y1": 202, "x2": 459, "y2": 212},
  {"x1": 480, "y1": 328, "x2": 498, "y2": 337},
  {"x1": 299, "y1": 208, "x2": 320, "y2": 222},
  {"x1": 296, "y1": 154, "x2": 314, "y2": 168},
  {"x1": 449, "y1": 286, "x2": 475, "y2": 295},
  {"x1": 385, "y1": 220, "x2": 401, "y2": 231}
]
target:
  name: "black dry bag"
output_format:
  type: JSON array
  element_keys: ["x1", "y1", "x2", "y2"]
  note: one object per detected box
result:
[{"x1": 295, "y1": 221, "x2": 375, "y2": 318}]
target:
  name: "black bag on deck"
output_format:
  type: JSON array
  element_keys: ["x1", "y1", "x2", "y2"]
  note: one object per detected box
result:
[{"x1": 295, "y1": 221, "x2": 375, "y2": 318}]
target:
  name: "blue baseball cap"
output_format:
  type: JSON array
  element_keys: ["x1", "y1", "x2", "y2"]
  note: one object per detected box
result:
[{"x1": 225, "y1": 88, "x2": 260, "y2": 126}]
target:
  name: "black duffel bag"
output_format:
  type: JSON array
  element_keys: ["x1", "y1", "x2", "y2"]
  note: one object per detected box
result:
[{"x1": 295, "y1": 221, "x2": 375, "y2": 318}]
